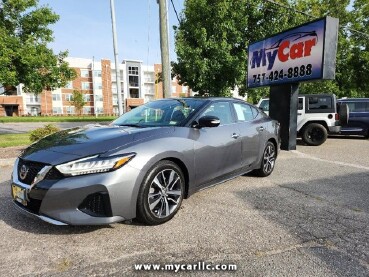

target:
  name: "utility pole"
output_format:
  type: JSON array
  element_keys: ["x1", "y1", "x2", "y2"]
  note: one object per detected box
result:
[
  {"x1": 157, "y1": 0, "x2": 171, "y2": 98},
  {"x1": 109, "y1": 0, "x2": 124, "y2": 115}
]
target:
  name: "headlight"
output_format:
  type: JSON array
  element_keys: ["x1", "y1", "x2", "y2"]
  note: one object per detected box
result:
[{"x1": 56, "y1": 153, "x2": 135, "y2": 176}]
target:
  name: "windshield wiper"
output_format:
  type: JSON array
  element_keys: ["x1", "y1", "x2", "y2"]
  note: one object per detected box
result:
[{"x1": 116, "y1": 123, "x2": 143, "y2": 128}]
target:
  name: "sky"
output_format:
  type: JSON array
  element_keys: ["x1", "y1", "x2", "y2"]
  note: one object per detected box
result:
[{"x1": 38, "y1": 0, "x2": 184, "y2": 66}]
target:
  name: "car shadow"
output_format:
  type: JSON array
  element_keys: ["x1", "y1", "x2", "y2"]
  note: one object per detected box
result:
[{"x1": 0, "y1": 180, "x2": 119, "y2": 234}]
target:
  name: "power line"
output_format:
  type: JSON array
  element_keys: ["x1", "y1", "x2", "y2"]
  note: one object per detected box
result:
[
  {"x1": 170, "y1": 0, "x2": 180, "y2": 22},
  {"x1": 263, "y1": 0, "x2": 317, "y2": 19},
  {"x1": 263, "y1": 0, "x2": 369, "y2": 39},
  {"x1": 342, "y1": 26, "x2": 369, "y2": 39}
]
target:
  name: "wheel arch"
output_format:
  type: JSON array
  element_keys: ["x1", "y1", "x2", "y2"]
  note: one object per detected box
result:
[
  {"x1": 267, "y1": 137, "x2": 278, "y2": 157},
  {"x1": 298, "y1": 121, "x2": 328, "y2": 135},
  {"x1": 160, "y1": 157, "x2": 190, "y2": 199}
]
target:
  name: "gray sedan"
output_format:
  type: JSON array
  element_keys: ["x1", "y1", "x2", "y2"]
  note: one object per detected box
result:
[{"x1": 11, "y1": 98, "x2": 280, "y2": 225}]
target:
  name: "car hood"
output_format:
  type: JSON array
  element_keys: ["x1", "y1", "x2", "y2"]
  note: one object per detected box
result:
[{"x1": 21, "y1": 125, "x2": 174, "y2": 165}]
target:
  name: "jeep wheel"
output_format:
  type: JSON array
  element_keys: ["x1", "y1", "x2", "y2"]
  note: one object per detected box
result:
[{"x1": 301, "y1": 123, "x2": 328, "y2": 146}]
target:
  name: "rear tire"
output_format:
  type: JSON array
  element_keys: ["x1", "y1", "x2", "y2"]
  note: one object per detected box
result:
[
  {"x1": 136, "y1": 160, "x2": 184, "y2": 225},
  {"x1": 253, "y1": 141, "x2": 276, "y2": 177},
  {"x1": 301, "y1": 123, "x2": 328, "y2": 146}
]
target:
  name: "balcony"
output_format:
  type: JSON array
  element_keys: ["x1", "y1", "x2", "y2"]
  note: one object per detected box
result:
[{"x1": 26, "y1": 98, "x2": 41, "y2": 105}]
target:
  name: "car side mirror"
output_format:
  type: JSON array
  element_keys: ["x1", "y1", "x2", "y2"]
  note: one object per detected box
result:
[{"x1": 193, "y1": 116, "x2": 220, "y2": 129}]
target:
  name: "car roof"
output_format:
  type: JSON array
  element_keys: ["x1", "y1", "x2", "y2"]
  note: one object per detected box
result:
[
  {"x1": 160, "y1": 97, "x2": 248, "y2": 102},
  {"x1": 338, "y1": 98, "x2": 369, "y2": 102}
]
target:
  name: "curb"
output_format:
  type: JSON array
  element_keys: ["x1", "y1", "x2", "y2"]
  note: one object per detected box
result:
[{"x1": 0, "y1": 158, "x2": 16, "y2": 167}]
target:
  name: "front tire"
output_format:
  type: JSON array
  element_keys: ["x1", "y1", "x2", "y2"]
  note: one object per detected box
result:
[
  {"x1": 301, "y1": 123, "x2": 328, "y2": 146},
  {"x1": 136, "y1": 160, "x2": 185, "y2": 225},
  {"x1": 254, "y1": 141, "x2": 276, "y2": 177}
]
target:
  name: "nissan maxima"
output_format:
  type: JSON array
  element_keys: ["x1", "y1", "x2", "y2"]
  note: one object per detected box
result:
[{"x1": 11, "y1": 98, "x2": 280, "y2": 225}]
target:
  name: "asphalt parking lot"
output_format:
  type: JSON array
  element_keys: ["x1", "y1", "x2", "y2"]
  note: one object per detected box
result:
[{"x1": 0, "y1": 137, "x2": 369, "y2": 276}]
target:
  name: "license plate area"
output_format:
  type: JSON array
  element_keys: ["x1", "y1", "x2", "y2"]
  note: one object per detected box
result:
[{"x1": 12, "y1": 184, "x2": 28, "y2": 206}]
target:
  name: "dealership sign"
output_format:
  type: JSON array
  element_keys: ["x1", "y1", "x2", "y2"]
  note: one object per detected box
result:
[{"x1": 247, "y1": 16, "x2": 339, "y2": 88}]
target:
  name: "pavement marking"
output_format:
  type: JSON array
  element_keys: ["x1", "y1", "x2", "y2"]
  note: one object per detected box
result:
[{"x1": 291, "y1": 150, "x2": 369, "y2": 171}]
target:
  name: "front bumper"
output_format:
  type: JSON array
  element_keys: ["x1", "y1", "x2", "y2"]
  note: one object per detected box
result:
[{"x1": 11, "y1": 158, "x2": 143, "y2": 225}]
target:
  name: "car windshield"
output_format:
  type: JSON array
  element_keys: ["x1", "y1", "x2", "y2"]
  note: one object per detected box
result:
[{"x1": 111, "y1": 99, "x2": 205, "y2": 127}]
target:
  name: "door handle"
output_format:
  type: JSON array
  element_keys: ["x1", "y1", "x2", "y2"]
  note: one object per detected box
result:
[
  {"x1": 231, "y1": 133, "x2": 240, "y2": 139},
  {"x1": 297, "y1": 113, "x2": 302, "y2": 115},
  {"x1": 257, "y1": 126, "x2": 264, "y2": 132}
]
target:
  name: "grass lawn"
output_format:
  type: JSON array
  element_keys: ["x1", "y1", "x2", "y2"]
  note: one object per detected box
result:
[
  {"x1": 0, "y1": 116, "x2": 116, "y2": 123},
  {"x1": 0, "y1": 133, "x2": 30, "y2": 148}
]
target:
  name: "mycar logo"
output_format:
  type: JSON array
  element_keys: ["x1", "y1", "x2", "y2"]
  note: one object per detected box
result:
[
  {"x1": 250, "y1": 32, "x2": 318, "y2": 71},
  {"x1": 247, "y1": 17, "x2": 339, "y2": 88}
]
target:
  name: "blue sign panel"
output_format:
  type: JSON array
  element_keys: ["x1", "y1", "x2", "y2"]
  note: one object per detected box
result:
[{"x1": 247, "y1": 17, "x2": 338, "y2": 88}]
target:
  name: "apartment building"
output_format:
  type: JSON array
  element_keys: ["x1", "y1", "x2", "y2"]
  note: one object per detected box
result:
[{"x1": 0, "y1": 57, "x2": 193, "y2": 116}]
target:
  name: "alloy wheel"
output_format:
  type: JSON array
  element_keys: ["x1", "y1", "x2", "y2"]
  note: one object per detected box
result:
[
  {"x1": 263, "y1": 143, "x2": 276, "y2": 174},
  {"x1": 148, "y1": 169, "x2": 183, "y2": 218}
]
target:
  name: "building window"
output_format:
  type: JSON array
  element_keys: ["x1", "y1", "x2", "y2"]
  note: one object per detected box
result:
[
  {"x1": 95, "y1": 107, "x2": 104, "y2": 114},
  {"x1": 82, "y1": 82, "x2": 92, "y2": 90},
  {"x1": 83, "y1": 107, "x2": 92, "y2": 114},
  {"x1": 27, "y1": 94, "x2": 39, "y2": 103},
  {"x1": 65, "y1": 94, "x2": 73, "y2": 101},
  {"x1": 65, "y1": 81, "x2": 73, "y2": 89},
  {"x1": 52, "y1": 94, "x2": 61, "y2": 101},
  {"x1": 130, "y1": 88, "x2": 139, "y2": 98},
  {"x1": 129, "y1": 76, "x2": 139, "y2": 87},
  {"x1": 113, "y1": 96, "x2": 118, "y2": 105},
  {"x1": 95, "y1": 82, "x2": 102, "y2": 89},
  {"x1": 93, "y1": 70, "x2": 102, "y2": 77},
  {"x1": 145, "y1": 87, "x2": 153, "y2": 95},
  {"x1": 182, "y1": 86, "x2": 188, "y2": 94},
  {"x1": 52, "y1": 107, "x2": 62, "y2": 114},
  {"x1": 66, "y1": 106, "x2": 75, "y2": 114},
  {"x1": 95, "y1": 95, "x2": 103, "y2": 101},
  {"x1": 81, "y1": 69, "x2": 90, "y2": 78},
  {"x1": 83, "y1": 94, "x2": 93, "y2": 102},
  {"x1": 128, "y1": 66, "x2": 139, "y2": 75}
]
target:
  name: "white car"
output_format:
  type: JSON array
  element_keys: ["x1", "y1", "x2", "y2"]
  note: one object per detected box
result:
[{"x1": 257, "y1": 94, "x2": 348, "y2": 146}]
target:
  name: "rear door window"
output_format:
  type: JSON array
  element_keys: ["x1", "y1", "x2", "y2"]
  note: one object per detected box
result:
[
  {"x1": 308, "y1": 96, "x2": 333, "y2": 110},
  {"x1": 346, "y1": 101, "x2": 369, "y2": 112},
  {"x1": 233, "y1": 103, "x2": 255, "y2": 121}
]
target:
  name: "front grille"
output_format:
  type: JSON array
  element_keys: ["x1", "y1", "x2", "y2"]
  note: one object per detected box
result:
[
  {"x1": 45, "y1": 167, "x2": 64, "y2": 180},
  {"x1": 14, "y1": 197, "x2": 42, "y2": 214},
  {"x1": 78, "y1": 192, "x2": 113, "y2": 217},
  {"x1": 17, "y1": 159, "x2": 46, "y2": 185},
  {"x1": 26, "y1": 197, "x2": 42, "y2": 214}
]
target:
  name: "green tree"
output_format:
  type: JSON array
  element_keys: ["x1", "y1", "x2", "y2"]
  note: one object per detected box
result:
[
  {"x1": 173, "y1": 0, "x2": 369, "y2": 100},
  {"x1": 0, "y1": 0, "x2": 76, "y2": 95},
  {"x1": 70, "y1": 90, "x2": 86, "y2": 115}
]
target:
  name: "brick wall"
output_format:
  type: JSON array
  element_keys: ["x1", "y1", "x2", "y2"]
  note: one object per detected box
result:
[
  {"x1": 154, "y1": 64, "x2": 191, "y2": 98},
  {"x1": 101, "y1": 59, "x2": 113, "y2": 115},
  {"x1": 40, "y1": 90, "x2": 53, "y2": 115},
  {"x1": 0, "y1": 95, "x2": 24, "y2": 116}
]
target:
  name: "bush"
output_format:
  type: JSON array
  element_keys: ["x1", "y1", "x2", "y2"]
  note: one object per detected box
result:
[{"x1": 29, "y1": 124, "x2": 60, "y2": 142}]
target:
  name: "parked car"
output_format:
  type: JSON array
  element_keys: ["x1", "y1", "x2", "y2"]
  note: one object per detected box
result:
[
  {"x1": 257, "y1": 94, "x2": 348, "y2": 146},
  {"x1": 11, "y1": 98, "x2": 280, "y2": 225},
  {"x1": 338, "y1": 98, "x2": 369, "y2": 138}
]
